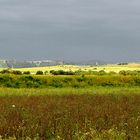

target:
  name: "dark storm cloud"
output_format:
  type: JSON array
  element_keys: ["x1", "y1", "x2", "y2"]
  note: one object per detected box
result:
[{"x1": 0, "y1": 0, "x2": 140, "y2": 62}]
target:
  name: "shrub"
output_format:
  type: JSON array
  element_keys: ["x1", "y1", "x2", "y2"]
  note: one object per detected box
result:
[
  {"x1": 118, "y1": 62, "x2": 128, "y2": 65},
  {"x1": 12, "y1": 70, "x2": 22, "y2": 75},
  {"x1": 36, "y1": 71, "x2": 43, "y2": 75},
  {"x1": 50, "y1": 70, "x2": 55, "y2": 75},
  {"x1": 44, "y1": 71, "x2": 49, "y2": 75},
  {"x1": 0, "y1": 69, "x2": 11, "y2": 74},
  {"x1": 98, "y1": 70, "x2": 107, "y2": 75},
  {"x1": 23, "y1": 71, "x2": 30, "y2": 75},
  {"x1": 50, "y1": 70, "x2": 75, "y2": 75},
  {"x1": 119, "y1": 70, "x2": 127, "y2": 76}
]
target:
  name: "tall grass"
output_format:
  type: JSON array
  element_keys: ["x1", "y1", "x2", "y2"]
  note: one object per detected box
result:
[
  {"x1": 0, "y1": 87, "x2": 140, "y2": 96},
  {"x1": 0, "y1": 92, "x2": 140, "y2": 139}
]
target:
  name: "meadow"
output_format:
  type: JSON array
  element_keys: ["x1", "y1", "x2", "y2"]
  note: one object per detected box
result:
[
  {"x1": 0, "y1": 64, "x2": 140, "y2": 139},
  {"x1": 0, "y1": 87, "x2": 140, "y2": 139}
]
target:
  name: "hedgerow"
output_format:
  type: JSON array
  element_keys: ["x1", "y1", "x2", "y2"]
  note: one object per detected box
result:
[{"x1": 0, "y1": 74, "x2": 139, "y2": 88}]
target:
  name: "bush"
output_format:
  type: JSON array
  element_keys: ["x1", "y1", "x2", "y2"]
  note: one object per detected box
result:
[
  {"x1": 98, "y1": 70, "x2": 107, "y2": 75},
  {"x1": 44, "y1": 71, "x2": 49, "y2": 75},
  {"x1": 118, "y1": 62, "x2": 128, "y2": 65},
  {"x1": 119, "y1": 70, "x2": 140, "y2": 76},
  {"x1": 0, "y1": 69, "x2": 11, "y2": 74},
  {"x1": 23, "y1": 71, "x2": 30, "y2": 75},
  {"x1": 119, "y1": 70, "x2": 126, "y2": 75},
  {"x1": 12, "y1": 70, "x2": 22, "y2": 75},
  {"x1": 50, "y1": 70, "x2": 75, "y2": 75},
  {"x1": 36, "y1": 71, "x2": 43, "y2": 75}
]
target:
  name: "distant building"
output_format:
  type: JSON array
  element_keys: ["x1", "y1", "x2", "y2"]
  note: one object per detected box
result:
[
  {"x1": 27, "y1": 60, "x2": 64, "y2": 67},
  {"x1": 0, "y1": 60, "x2": 8, "y2": 68},
  {"x1": 95, "y1": 62, "x2": 99, "y2": 66}
]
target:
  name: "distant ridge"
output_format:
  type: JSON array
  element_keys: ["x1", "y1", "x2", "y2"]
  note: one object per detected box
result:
[
  {"x1": 0, "y1": 59, "x2": 110, "y2": 68},
  {"x1": 65, "y1": 60, "x2": 108, "y2": 65},
  {"x1": 0, "y1": 59, "x2": 64, "y2": 68}
]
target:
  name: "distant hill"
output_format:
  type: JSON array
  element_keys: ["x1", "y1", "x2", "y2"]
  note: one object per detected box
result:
[
  {"x1": 0, "y1": 59, "x2": 64, "y2": 68},
  {"x1": 0, "y1": 59, "x2": 120, "y2": 68},
  {"x1": 65, "y1": 60, "x2": 108, "y2": 65}
]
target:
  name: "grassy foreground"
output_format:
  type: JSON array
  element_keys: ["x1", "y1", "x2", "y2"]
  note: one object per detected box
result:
[{"x1": 1, "y1": 87, "x2": 140, "y2": 139}]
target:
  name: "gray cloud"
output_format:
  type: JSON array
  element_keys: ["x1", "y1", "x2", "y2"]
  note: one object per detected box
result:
[{"x1": 0, "y1": 0, "x2": 140, "y2": 62}]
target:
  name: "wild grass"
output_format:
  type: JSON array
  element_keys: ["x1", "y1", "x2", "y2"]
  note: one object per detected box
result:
[
  {"x1": 0, "y1": 87, "x2": 140, "y2": 139},
  {"x1": 0, "y1": 86, "x2": 140, "y2": 96}
]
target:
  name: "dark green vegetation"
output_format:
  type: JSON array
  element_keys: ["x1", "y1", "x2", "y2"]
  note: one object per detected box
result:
[
  {"x1": 0, "y1": 73, "x2": 140, "y2": 88},
  {"x1": 50, "y1": 70, "x2": 75, "y2": 75},
  {"x1": 0, "y1": 90, "x2": 140, "y2": 139},
  {"x1": 2, "y1": 69, "x2": 140, "y2": 76}
]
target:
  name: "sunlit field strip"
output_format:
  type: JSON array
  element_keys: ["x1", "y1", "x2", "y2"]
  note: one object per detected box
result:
[
  {"x1": 12, "y1": 64, "x2": 140, "y2": 74},
  {"x1": 0, "y1": 87, "x2": 140, "y2": 96}
]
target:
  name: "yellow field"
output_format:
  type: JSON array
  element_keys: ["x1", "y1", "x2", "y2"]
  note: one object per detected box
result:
[{"x1": 10, "y1": 63, "x2": 140, "y2": 74}]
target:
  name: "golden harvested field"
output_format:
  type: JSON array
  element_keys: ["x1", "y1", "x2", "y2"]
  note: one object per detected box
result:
[{"x1": 12, "y1": 63, "x2": 140, "y2": 74}]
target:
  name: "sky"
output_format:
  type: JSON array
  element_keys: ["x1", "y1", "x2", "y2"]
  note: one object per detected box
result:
[{"x1": 0, "y1": 0, "x2": 140, "y2": 62}]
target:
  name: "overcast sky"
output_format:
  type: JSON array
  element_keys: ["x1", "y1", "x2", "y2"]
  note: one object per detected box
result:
[{"x1": 0, "y1": 0, "x2": 140, "y2": 62}]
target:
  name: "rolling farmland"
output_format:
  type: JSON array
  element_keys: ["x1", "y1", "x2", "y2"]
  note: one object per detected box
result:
[{"x1": 0, "y1": 63, "x2": 140, "y2": 139}]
